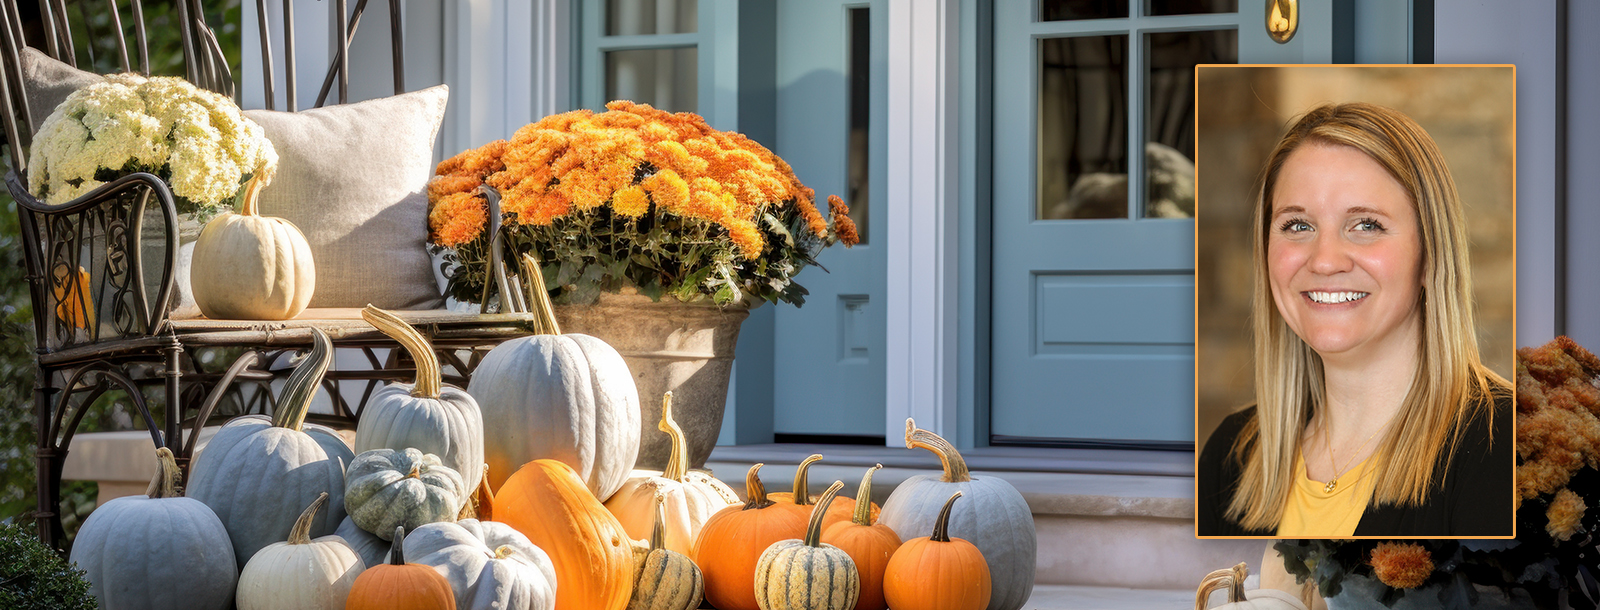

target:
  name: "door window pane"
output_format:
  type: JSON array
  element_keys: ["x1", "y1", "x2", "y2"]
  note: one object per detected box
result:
[
  {"x1": 608, "y1": 0, "x2": 698, "y2": 35},
  {"x1": 1147, "y1": 0, "x2": 1238, "y2": 16},
  {"x1": 1038, "y1": 35, "x2": 1129, "y2": 220},
  {"x1": 1041, "y1": 0, "x2": 1129, "y2": 21},
  {"x1": 1144, "y1": 29, "x2": 1236, "y2": 218},
  {"x1": 846, "y1": 7, "x2": 870, "y2": 243},
  {"x1": 606, "y1": 47, "x2": 697, "y2": 112}
]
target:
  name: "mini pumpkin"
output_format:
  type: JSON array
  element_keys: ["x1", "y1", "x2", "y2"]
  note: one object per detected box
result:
[
  {"x1": 883, "y1": 491, "x2": 991, "y2": 610},
  {"x1": 70, "y1": 447, "x2": 236, "y2": 610},
  {"x1": 346, "y1": 526, "x2": 458, "y2": 610},
  {"x1": 692, "y1": 463, "x2": 809, "y2": 610},
  {"x1": 606, "y1": 392, "x2": 740, "y2": 556},
  {"x1": 236, "y1": 493, "x2": 365, "y2": 610},
  {"x1": 820, "y1": 464, "x2": 901, "y2": 610},
  {"x1": 354, "y1": 305, "x2": 486, "y2": 494},
  {"x1": 768, "y1": 454, "x2": 876, "y2": 532},
  {"x1": 629, "y1": 493, "x2": 704, "y2": 610},
  {"x1": 496, "y1": 458, "x2": 634, "y2": 610},
  {"x1": 754, "y1": 480, "x2": 860, "y2": 610},
  {"x1": 405, "y1": 519, "x2": 557, "y2": 610},
  {"x1": 191, "y1": 171, "x2": 315, "y2": 320},
  {"x1": 345, "y1": 448, "x2": 467, "y2": 540}
]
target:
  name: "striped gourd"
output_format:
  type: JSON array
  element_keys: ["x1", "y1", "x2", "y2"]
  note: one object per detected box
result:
[
  {"x1": 753, "y1": 481, "x2": 860, "y2": 610},
  {"x1": 629, "y1": 494, "x2": 704, "y2": 610}
]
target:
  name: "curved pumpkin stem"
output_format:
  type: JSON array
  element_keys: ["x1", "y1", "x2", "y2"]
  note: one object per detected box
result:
[
  {"x1": 790, "y1": 453, "x2": 823, "y2": 507},
  {"x1": 1193, "y1": 563, "x2": 1248, "y2": 610},
  {"x1": 930, "y1": 491, "x2": 962, "y2": 542},
  {"x1": 273, "y1": 328, "x2": 333, "y2": 432},
  {"x1": 520, "y1": 252, "x2": 561, "y2": 335},
  {"x1": 288, "y1": 492, "x2": 329, "y2": 545},
  {"x1": 391, "y1": 526, "x2": 408, "y2": 564},
  {"x1": 239, "y1": 170, "x2": 267, "y2": 217},
  {"x1": 851, "y1": 464, "x2": 882, "y2": 526},
  {"x1": 472, "y1": 463, "x2": 495, "y2": 521},
  {"x1": 362, "y1": 305, "x2": 442, "y2": 399},
  {"x1": 145, "y1": 447, "x2": 182, "y2": 499},
  {"x1": 803, "y1": 481, "x2": 846, "y2": 547},
  {"x1": 743, "y1": 463, "x2": 774, "y2": 510},
  {"x1": 660, "y1": 392, "x2": 687, "y2": 482},
  {"x1": 906, "y1": 419, "x2": 971, "y2": 483},
  {"x1": 650, "y1": 493, "x2": 667, "y2": 552},
  {"x1": 494, "y1": 545, "x2": 516, "y2": 560}
]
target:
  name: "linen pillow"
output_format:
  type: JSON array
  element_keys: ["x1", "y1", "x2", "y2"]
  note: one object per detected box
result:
[
  {"x1": 244, "y1": 85, "x2": 449, "y2": 310},
  {"x1": 18, "y1": 47, "x2": 100, "y2": 131}
]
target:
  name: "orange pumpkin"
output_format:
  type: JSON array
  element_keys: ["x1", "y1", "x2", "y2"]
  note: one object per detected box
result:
[
  {"x1": 345, "y1": 526, "x2": 456, "y2": 610},
  {"x1": 822, "y1": 464, "x2": 901, "y2": 610},
  {"x1": 767, "y1": 454, "x2": 877, "y2": 532},
  {"x1": 496, "y1": 459, "x2": 633, "y2": 610},
  {"x1": 883, "y1": 491, "x2": 991, "y2": 610},
  {"x1": 692, "y1": 463, "x2": 808, "y2": 610}
]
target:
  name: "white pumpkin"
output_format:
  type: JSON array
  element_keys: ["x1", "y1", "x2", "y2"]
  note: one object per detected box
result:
[
  {"x1": 605, "y1": 392, "x2": 739, "y2": 555},
  {"x1": 404, "y1": 519, "x2": 557, "y2": 610},
  {"x1": 190, "y1": 172, "x2": 315, "y2": 320},
  {"x1": 236, "y1": 493, "x2": 365, "y2": 610},
  {"x1": 467, "y1": 331, "x2": 640, "y2": 501},
  {"x1": 70, "y1": 448, "x2": 236, "y2": 610},
  {"x1": 354, "y1": 305, "x2": 485, "y2": 491}
]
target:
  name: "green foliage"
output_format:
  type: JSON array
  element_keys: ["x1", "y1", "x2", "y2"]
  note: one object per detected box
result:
[
  {"x1": 70, "y1": 0, "x2": 243, "y2": 85},
  {"x1": 0, "y1": 521, "x2": 96, "y2": 610}
]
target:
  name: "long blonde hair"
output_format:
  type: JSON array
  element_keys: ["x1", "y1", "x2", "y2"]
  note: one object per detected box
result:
[{"x1": 1225, "y1": 102, "x2": 1508, "y2": 530}]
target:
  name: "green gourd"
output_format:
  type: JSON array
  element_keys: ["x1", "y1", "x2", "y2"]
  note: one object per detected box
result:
[
  {"x1": 753, "y1": 481, "x2": 860, "y2": 610},
  {"x1": 628, "y1": 494, "x2": 704, "y2": 610}
]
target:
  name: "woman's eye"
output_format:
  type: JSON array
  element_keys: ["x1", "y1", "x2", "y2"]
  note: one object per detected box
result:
[
  {"x1": 1279, "y1": 219, "x2": 1312, "y2": 233},
  {"x1": 1353, "y1": 218, "x2": 1386, "y2": 232}
]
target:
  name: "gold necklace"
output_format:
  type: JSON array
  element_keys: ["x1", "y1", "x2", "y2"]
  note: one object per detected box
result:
[{"x1": 1322, "y1": 420, "x2": 1384, "y2": 493}]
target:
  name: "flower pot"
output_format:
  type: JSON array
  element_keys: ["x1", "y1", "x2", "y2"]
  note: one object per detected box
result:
[
  {"x1": 553, "y1": 292, "x2": 750, "y2": 470},
  {"x1": 141, "y1": 213, "x2": 205, "y2": 320}
]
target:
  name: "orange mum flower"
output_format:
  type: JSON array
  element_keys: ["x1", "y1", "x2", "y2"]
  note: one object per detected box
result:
[
  {"x1": 613, "y1": 186, "x2": 650, "y2": 218},
  {"x1": 829, "y1": 195, "x2": 859, "y2": 247},
  {"x1": 1547, "y1": 488, "x2": 1587, "y2": 541},
  {"x1": 642, "y1": 169, "x2": 691, "y2": 215},
  {"x1": 1368, "y1": 542, "x2": 1434, "y2": 589},
  {"x1": 427, "y1": 192, "x2": 488, "y2": 247}
]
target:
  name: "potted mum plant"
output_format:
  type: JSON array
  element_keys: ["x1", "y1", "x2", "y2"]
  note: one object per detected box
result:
[
  {"x1": 28, "y1": 73, "x2": 278, "y2": 320},
  {"x1": 427, "y1": 100, "x2": 858, "y2": 469}
]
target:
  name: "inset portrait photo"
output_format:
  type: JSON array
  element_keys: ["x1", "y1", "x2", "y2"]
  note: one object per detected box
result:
[{"x1": 1194, "y1": 66, "x2": 1515, "y2": 538}]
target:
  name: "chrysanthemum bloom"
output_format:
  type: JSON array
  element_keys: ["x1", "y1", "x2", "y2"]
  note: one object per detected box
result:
[
  {"x1": 1546, "y1": 488, "x2": 1587, "y2": 541},
  {"x1": 1368, "y1": 542, "x2": 1434, "y2": 589}
]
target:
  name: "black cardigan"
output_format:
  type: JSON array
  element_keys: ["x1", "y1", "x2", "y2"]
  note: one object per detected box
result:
[{"x1": 1197, "y1": 391, "x2": 1514, "y2": 537}]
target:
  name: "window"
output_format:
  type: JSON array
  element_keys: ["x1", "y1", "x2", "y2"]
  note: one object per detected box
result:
[{"x1": 582, "y1": 0, "x2": 701, "y2": 113}]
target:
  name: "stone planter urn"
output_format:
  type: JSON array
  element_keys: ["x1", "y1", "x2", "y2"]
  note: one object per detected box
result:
[{"x1": 553, "y1": 292, "x2": 751, "y2": 470}]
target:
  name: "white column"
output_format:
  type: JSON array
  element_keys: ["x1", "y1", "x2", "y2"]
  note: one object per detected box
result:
[
  {"x1": 885, "y1": 0, "x2": 960, "y2": 446},
  {"x1": 442, "y1": 0, "x2": 572, "y2": 154}
]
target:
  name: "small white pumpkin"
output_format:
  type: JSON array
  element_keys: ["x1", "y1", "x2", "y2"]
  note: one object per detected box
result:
[
  {"x1": 605, "y1": 392, "x2": 739, "y2": 556},
  {"x1": 70, "y1": 447, "x2": 236, "y2": 610},
  {"x1": 191, "y1": 171, "x2": 315, "y2": 320},
  {"x1": 404, "y1": 519, "x2": 558, "y2": 610},
  {"x1": 345, "y1": 448, "x2": 467, "y2": 540},
  {"x1": 236, "y1": 493, "x2": 365, "y2": 610}
]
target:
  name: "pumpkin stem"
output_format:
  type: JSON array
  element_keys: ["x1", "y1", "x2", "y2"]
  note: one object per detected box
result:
[
  {"x1": 406, "y1": 463, "x2": 422, "y2": 479},
  {"x1": 520, "y1": 252, "x2": 562, "y2": 335},
  {"x1": 743, "y1": 463, "x2": 774, "y2": 510},
  {"x1": 930, "y1": 491, "x2": 962, "y2": 543},
  {"x1": 494, "y1": 545, "x2": 516, "y2": 560},
  {"x1": 239, "y1": 170, "x2": 266, "y2": 217},
  {"x1": 906, "y1": 418, "x2": 971, "y2": 483},
  {"x1": 273, "y1": 328, "x2": 333, "y2": 432},
  {"x1": 144, "y1": 447, "x2": 182, "y2": 499},
  {"x1": 650, "y1": 493, "x2": 667, "y2": 552},
  {"x1": 803, "y1": 480, "x2": 846, "y2": 547},
  {"x1": 790, "y1": 453, "x2": 823, "y2": 506},
  {"x1": 1193, "y1": 563, "x2": 1249, "y2": 610},
  {"x1": 362, "y1": 305, "x2": 442, "y2": 400},
  {"x1": 660, "y1": 392, "x2": 688, "y2": 482},
  {"x1": 288, "y1": 492, "x2": 329, "y2": 545},
  {"x1": 391, "y1": 526, "x2": 408, "y2": 564},
  {"x1": 473, "y1": 464, "x2": 495, "y2": 521},
  {"x1": 851, "y1": 464, "x2": 882, "y2": 526}
]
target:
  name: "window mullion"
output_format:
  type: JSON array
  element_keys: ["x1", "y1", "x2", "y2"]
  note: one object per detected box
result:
[{"x1": 1127, "y1": 23, "x2": 1145, "y2": 219}]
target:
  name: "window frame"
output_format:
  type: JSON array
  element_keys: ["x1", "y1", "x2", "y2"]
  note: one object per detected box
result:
[{"x1": 579, "y1": 0, "x2": 723, "y2": 123}]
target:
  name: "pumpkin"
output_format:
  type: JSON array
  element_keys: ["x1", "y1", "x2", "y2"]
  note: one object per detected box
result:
[
  {"x1": 345, "y1": 448, "x2": 467, "y2": 540},
  {"x1": 337, "y1": 516, "x2": 391, "y2": 570},
  {"x1": 188, "y1": 328, "x2": 356, "y2": 568},
  {"x1": 496, "y1": 459, "x2": 634, "y2": 610},
  {"x1": 754, "y1": 480, "x2": 860, "y2": 610},
  {"x1": 236, "y1": 493, "x2": 365, "y2": 610},
  {"x1": 405, "y1": 519, "x2": 557, "y2": 610},
  {"x1": 692, "y1": 463, "x2": 809, "y2": 610},
  {"x1": 1193, "y1": 563, "x2": 1306, "y2": 610},
  {"x1": 882, "y1": 491, "x2": 991, "y2": 610},
  {"x1": 466, "y1": 283, "x2": 640, "y2": 501},
  {"x1": 346, "y1": 527, "x2": 458, "y2": 610},
  {"x1": 821, "y1": 464, "x2": 901, "y2": 610},
  {"x1": 52, "y1": 264, "x2": 93, "y2": 330},
  {"x1": 354, "y1": 306, "x2": 486, "y2": 491},
  {"x1": 768, "y1": 454, "x2": 876, "y2": 532},
  {"x1": 605, "y1": 392, "x2": 740, "y2": 556},
  {"x1": 876, "y1": 419, "x2": 1036, "y2": 610},
  {"x1": 70, "y1": 447, "x2": 236, "y2": 610},
  {"x1": 629, "y1": 493, "x2": 704, "y2": 610},
  {"x1": 191, "y1": 171, "x2": 315, "y2": 320}
]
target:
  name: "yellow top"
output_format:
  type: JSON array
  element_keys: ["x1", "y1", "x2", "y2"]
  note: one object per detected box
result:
[{"x1": 1275, "y1": 452, "x2": 1377, "y2": 537}]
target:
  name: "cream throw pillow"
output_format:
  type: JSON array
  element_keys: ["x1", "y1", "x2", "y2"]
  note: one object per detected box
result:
[{"x1": 244, "y1": 85, "x2": 448, "y2": 310}]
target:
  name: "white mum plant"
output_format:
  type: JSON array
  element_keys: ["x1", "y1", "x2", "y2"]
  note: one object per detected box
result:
[{"x1": 28, "y1": 73, "x2": 276, "y2": 214}]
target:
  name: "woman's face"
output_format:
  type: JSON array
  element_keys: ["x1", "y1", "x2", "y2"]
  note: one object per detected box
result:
[{"x1": 1267, "y1": 142, "x2": 1423, "y2": 363}]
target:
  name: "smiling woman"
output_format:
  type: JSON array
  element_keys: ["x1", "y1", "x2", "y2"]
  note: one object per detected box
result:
[{"x1": 1196, "y1": 99, "x2": 1514, "y2": 538}]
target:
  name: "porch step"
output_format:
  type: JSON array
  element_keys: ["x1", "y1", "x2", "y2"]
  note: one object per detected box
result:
[{"x1": 705, "y1": 444, "x2": 1267, "y2": 592}]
